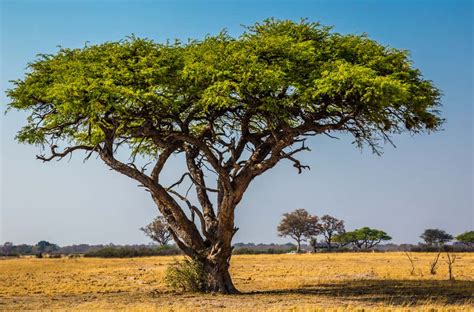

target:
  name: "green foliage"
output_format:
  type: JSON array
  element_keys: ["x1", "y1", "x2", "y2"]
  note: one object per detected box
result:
[
  {"x1": 7, "y1": 18, "x2": 442, "y2": 159},
  {"x1": 333, "y1": 231, "x2": 358, "y2": 246},
  {"x1": 456, "y1": 231, "x2": 474, "y2": 246},
  {"x1": 333, "y1": 227, "x2": 391, "y2": 249},
  {"x1": 164, "y1": 257, "x2": 207, "y2": 292}
]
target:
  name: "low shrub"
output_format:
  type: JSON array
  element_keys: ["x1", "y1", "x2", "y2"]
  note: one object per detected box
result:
[{"x1": 164, "y1": 257, "x2": 206, "y2": 292}]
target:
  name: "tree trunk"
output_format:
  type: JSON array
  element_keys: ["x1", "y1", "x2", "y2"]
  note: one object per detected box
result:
[
  {"x1": 202, "y1": 257, "x2": 239, "y2": 294},
  {"x1": 296, "y1": 239, "x2": 301, "y2": 253}
]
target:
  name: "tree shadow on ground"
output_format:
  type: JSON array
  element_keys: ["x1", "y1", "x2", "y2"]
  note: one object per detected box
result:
[{"x1": 247, "y1": 280, "x2": 474, "y2": 305}]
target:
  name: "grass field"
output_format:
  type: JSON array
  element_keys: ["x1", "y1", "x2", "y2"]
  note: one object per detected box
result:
[{"x1": 1, "y1": 252, "x2": 473, "y2": 311}]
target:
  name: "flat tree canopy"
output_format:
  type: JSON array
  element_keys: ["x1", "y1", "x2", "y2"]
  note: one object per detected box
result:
[
  {"x1": 420, "y1": 229, "x2": 453, "y2": 246},
  {"x1": 7, "y1": 19, "x2": 442, "y2": 293},
  {"x1": 456, "y1": 231, "x2": 474, "y2": 247}
]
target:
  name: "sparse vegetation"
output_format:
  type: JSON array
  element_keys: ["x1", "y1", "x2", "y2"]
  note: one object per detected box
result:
[
  {"x1": 404, "y1": 252, "x2": 416, "y2": 276},
  {"x1": 1, "y1": 253, "x2": 472, "y2": 310},
  {"x1": 430, "y1": 251, "x2": 441, "y2": 275},
  {"x1": 84, "y1": 245, "x2": 181, "y2": 258},
  {"x1": 446, "y1": 251, "x2": 457, "y2": 281},
  {"x1": 233, "y1": 247, "x2": 296, "y2": 255}
]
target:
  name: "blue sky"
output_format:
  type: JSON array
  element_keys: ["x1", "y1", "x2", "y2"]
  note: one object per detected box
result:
[{"x1": 1, "y1": 0, "x2": 472, "y2": 245}]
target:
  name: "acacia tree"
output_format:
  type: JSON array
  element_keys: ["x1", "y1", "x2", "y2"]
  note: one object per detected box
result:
[
  {"x1": 35, "y1": 241, "x2": 59, "y2": 254},
  {"x1": 350, "y1": 227, "x2": 392, "y2": 249},
  {"x1": 333, "y1": 231, "x2": 358, "y2": 248},
  {"x1": 316, "y1": 215, "x2": 345, "y2": 250},
  {"x1": 333, "y1": 227, "x2": 391, "y2": 249},
  {"x1": 7, "y1": 19, "x2": 441, "y2": 293},
  {"x1": 277, "y1": 209, "x2": 319, "y2": 253},
  {"x1": 140, "y1": 216, "x2": 172, "y2": 246},
  {"x1": 420, "y1": 229, "x2": 453, "y2": 247},
  {"x1": 456, "y1": 231, "x2": 474, "y2": 247}
]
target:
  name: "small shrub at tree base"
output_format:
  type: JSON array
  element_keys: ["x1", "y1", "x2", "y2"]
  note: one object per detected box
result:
[{"x1": 164, "y1": 258, "x2": 206, "y2": 292}]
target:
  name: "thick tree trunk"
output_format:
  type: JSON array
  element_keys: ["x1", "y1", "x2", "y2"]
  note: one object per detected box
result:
[
  {"x1": 202, "y1": 257, "x2": 239, "y2": 294},
  {"x1": 296, "y1": 239, "x2": 301, "y2": 253}
]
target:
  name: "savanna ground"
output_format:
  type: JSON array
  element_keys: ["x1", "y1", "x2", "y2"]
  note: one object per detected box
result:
[{"x1": 1, "y1": 252, "x2": 473, "y2": 311}]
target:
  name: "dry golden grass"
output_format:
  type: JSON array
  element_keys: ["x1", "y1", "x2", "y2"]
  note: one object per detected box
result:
[{"x1": 1, "y1": 252, "x2": 473, "y2": 311}]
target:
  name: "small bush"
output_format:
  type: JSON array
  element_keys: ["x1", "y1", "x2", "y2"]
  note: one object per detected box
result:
[
  {"x1": 35, "y1": 253, "x2": 43, "y2": 258},
  {"x1": 164, "y1": 258, "x2": 207, "y2": 292}
]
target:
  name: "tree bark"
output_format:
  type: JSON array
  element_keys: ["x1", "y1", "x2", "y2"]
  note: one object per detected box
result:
[
  {"x1": 296, "y1": 239, "x2": 301, "y2": 253},
  {"x1": 159, "y1": 192, "x2": 241, "y2": 294},
  {"x1": 202, "y1": 256, "x2": 239, "y2": 294}
]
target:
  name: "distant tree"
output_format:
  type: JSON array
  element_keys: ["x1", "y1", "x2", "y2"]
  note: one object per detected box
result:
[
  {"x1": 456, "y1": 231, "x2": 474, "y2": 247},
  {"x1": 15, "y1": 244, "x2": 34, "y2": 255},
  {"x1": 316, "y1": 215, "x2": 345, "y2": 250},
  {"x1": 141, "y1": 216, "x2": 172, "y2": 246},
  {"x1": 334, "y1": 227, "x2": 391, "y2": 249},
  {"x1": 2, "y1": 242, "x2": 14, "y2": 256},
  {"x1": 277, "y1": 209, "x2": 319, "y2": 253},
  {"x1": 35, "y1": 241, "x2": 59, "y2": 254},
  {"x1": 352, "y1": 227, "x2": 391, "y2": 249},
  {"x1": 420, "y1": 229, "x2": 453, "y2": 247}
]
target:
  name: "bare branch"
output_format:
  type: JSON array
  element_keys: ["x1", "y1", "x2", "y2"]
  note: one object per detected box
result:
[
  {"x1": 151, "y1": 146, "x2": 176, "y2": 182},
  {"x1": 281, "y1": 152, "x2": 310, "y2": 174},
  {"x1": 167, "y1": 189, "x2": 210, "y2": 240},
  {"x1": 36, "y1": 145, "x2": 95, "y2": 162}
]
